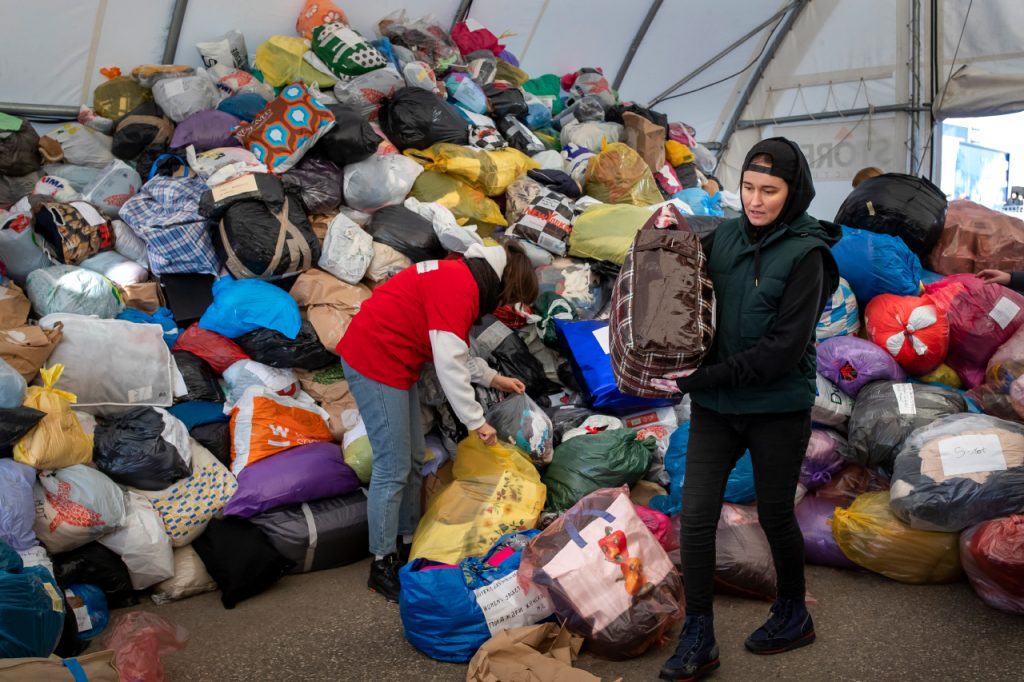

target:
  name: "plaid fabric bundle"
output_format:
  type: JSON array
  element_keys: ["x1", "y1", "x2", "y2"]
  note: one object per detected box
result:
[
  {"x1": 468, "y1": 125, "x2": 507, "y2": 151},
  {"x1": 119, "y1": 176, "x2": 220, "y2": 275},
  {"x1": 610, "y1": 204, "x2": 715, "y2": 398}
]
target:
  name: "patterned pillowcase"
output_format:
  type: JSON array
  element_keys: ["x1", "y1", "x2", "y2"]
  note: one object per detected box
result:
[{"x1": 233, "y1": 82, "x2": 336, "y2": 173}]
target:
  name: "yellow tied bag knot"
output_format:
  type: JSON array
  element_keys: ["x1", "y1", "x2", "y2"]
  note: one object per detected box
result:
[
  {"x1": 13, "y1": 364, "x2": 93, "y2": 470},
  {"x1": 410, "y1": 433, "x2": 546, "y2": 564}
]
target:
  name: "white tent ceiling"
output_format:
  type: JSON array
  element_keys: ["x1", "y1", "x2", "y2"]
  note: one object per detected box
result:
[{"x1": 1, "y1": 0, "x2": 1021, "y2": 217}]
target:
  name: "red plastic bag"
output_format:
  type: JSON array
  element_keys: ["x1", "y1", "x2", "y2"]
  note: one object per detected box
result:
[
  {"x1": 100, "y1": 611, "x2": 188, "y2": 682},
  {"x1": 961, "y1": 515, "x2": 1024, "y2": 614},
  {"x1": 173, "y1": 323, "x2": 249, "y2": 375},
  {"x1": 864, "y1": 293, "x2": 949, "y2": 375},
  {"x1": 924, "y1": 274, "x2": 1024, "y2": 387},
  {"x1": 451, "y1": 21, "x2": 505, "y2": 57}
]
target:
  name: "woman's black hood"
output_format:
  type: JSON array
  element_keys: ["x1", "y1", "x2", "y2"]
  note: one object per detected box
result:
[{"x1": 741, "y1": 137, "x2": 816, "y2": 235}]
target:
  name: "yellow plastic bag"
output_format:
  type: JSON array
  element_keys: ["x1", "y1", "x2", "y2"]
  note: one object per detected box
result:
[
  {"x1": 917, "y1": 363, "x2": 962, "y2": 389},
  {"x1": 405, "y1": 144, "x2": 539, "y2": 197},
  {"x1": 409, "y1": 171, "x2": 508, "y2": 229},
  {"x1": 831, "y1": 491, "x2": 963, "y2": 584},
  {"x1": 411, "y1": 433, "x2": 546, "y2": 564},
  {"x1": 254, "y1": 36, "x2": 336, "y2": 88},
  {"x1": 584, "y1": 142, "x2": 663, "y2": 206},
  {"x1": 496, "y1": 59, "x2": 530, "y2": 87},
  {"x1": 14, "y1": 365, "x2": 92, "y2": 469},
  {"x1": 568, "y1": 202, "x2": 651, "y2": 265},
  {"x1": 665, "y1": 140, "x2": 694, "y2": 167}
]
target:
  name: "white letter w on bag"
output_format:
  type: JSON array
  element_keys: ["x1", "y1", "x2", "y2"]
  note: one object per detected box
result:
[{"x1": 267, "y1": 424, "x2": 292, "y2": 448}]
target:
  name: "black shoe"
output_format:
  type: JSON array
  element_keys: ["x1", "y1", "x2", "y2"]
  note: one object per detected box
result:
[
  {"x1": 659, "y1": 614, "x2": 720, "y2": 681},
  {"x1": 744, "y1": 597, "x2": 816, "y2": 655},
  {"x1": 368, "y1": 554, "x2": 401, "y2": 603}
]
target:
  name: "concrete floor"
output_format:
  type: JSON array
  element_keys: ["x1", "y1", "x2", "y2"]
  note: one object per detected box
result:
[{"x1": 100, "y1": 560, "x2": 1024, "y2": 682}]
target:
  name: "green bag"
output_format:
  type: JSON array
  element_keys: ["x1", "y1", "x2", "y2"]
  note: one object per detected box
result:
[
  {"x1": 523, "y1": 74, "x2": 564, "y2": 115},
  {"x1": 311, "y1": 23, "x2": 387, "y2": 80},
  {"x1": 535, "y1": 292, "x2": 577, "y2": 347},
  {"x1": 568, "y1": 203, "x2": 651, "y2": 265},
  {"x1": 93, "y1": 76, "x2": 152, "y2": 120},
  {"x1": 542, "y1": 429, "x2": 655, "y2": 512}
]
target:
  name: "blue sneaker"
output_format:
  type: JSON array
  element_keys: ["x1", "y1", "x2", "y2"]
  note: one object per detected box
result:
[
  {"x1": 744, "y1": 597, "x2": 816, "y2": 655},
  {"x1": 659, "y1": 614, "x2": 720, "y2": 681}
]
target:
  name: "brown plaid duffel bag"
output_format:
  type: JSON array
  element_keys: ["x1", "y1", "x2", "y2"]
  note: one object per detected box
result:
[{"x1": 610, "y1": 204, "x2": 715, "y2": 398}]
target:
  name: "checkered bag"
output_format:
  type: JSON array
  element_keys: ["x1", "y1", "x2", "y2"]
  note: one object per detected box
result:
[
  {"x1": 468, "y1": 125, "x2": 507, "y2": 151},
  {"x1": 609, "y1": 204, "x2": 715, "y2": 398}
]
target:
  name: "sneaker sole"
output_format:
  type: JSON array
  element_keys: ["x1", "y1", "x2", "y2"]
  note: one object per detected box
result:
[
  {"x1": 367, "y1": 586, "x2": 399, "y2": 604},
  {"x1": 744, "y1": 630, "x2": 816, "y2": 655},
  {"x1": 658, "y1": 658, "x2": 720, "y2": 681}
]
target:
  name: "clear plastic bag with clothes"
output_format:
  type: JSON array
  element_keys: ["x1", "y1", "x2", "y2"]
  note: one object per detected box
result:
[
  {"x1": 342, "y1": 153, "x2": 423, "y2": 213},
  {"x1": 98, "y1": 491, "x2": 175, "y2": 590},
  {"x1": 319, "y1": 213, "x2": 374, "y2": 284},
  {"x1": 486, "y1": 393, "x2": 554, "y2": 465},
  {"x1": 402, "y1": 197, "x2": 482, "y2": 253},
  {"x1": 100, "y1": 611, "x2": 189, "y2": 682},
  {"x1": 0, "y1": 357, "x2": 26, "y2": 408},
  {"x1": 152, "y1": 73, "x2": 220, "y2": 124},
  {"x1": 960, "y1": 514, "x2": 1024, "y2": 615}
]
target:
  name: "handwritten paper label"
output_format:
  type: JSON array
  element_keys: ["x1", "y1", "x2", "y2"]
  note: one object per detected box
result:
[
  {"x1": 938, "y1": 434, "x2": 1007, "y2": 477},
  {"x1": 210, "y1": 173, "x2": 258, "y2": 203},
  {"x1": 593, "y1": 325, "x2": 610, "y2": 355},
  {"x1": 989, "y1": 296, "x2": 1020, "y2": 330},
  {"x1": 892, "y1": 383, "x2": 917, "y2": 415},
  {"x1": 473, "y1": 571, "x2": 554, "y2": 636}
]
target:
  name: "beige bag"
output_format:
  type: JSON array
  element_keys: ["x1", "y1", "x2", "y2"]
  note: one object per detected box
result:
[
  {"x1": 623, "y1": 112, "x2": 666, "y2": 173},
  {"x1": 0, "y1": 281, "x2": 31, "y2": 329},
  {"x1": 0, "y1": 323, "x2": 63, "y2": 382},
  {"x1": 296, "y1": 366, "x2": 358, "y2": 441},
  {"x1": 0, "y1": 651, "x2": 120, "y2": 682},
  {"x1": 365, "y1": 242, "x2": 411, "y2": 282},
  {"x1": 151, "y1": 545, "x2": 218, "y2": 604},
  {"x1": 289, "y1": 269, "x2": 372, "y2": 352},
  {"x1": 122, "y1": 281, "x2": 165, "y2": 314},
  {"x1": 466, "y1": 624, "x2": 599, "y2": 682}
]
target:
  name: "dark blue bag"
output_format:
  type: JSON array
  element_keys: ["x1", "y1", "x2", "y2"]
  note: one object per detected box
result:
[
  {"x1": 399, "y1": 531, "x2": 545, "y2": 662},
  {"x1": 832, "y1": 226, "x2": 923, "y2": 303},
  {"x1": 555, "y1": 319, "x2": 675, "y2": 414},
  {"x1": 649, "y1": 422, "x2": 756, "y2": 514},
  {"x1": 0, "y1": 542, "x2": 64, "y2": 658}
]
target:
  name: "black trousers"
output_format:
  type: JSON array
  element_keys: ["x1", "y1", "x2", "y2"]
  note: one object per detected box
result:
[{"x1": 681, "y1": 402, "x2": 811, "y2": 615}]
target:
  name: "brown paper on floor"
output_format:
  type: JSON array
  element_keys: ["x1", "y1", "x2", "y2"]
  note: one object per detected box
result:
[
  {"x1": 926, "y1": 199, "x2": 1024, "y2": 275},
  {"x1": 122, "y1": 281, "x2": 165, "y2": 314},
  {"x1": 0, "y1": 281, "x2": 31, "y2": 329},
  {"x1": 466, "y1": 623, "x2": 602, "y2": 682},
  {"x1": 295, "y1": 366, "x2": 358, "y2": 441},
  {"x1": 289, "y1": 269, "x2": 372, "y2": 353},
  {"x1": 0, "y1": 323, "x2": 63, "y2": 382}
]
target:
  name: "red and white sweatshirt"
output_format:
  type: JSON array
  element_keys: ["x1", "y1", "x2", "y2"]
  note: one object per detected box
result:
[{"x1": 337, "y1": 244, "x2": 506, "y2": 431}]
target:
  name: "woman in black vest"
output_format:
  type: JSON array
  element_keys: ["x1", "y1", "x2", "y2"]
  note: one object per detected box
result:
[{"x1": 655, "y1": 138, "x2": 840, "y2": 682}]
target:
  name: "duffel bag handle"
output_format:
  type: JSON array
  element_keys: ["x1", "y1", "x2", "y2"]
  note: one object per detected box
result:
[
  {"x1": 563, "y1": 508, "x2": 617, "y2": 548},
  {"x1": 148, "y1": 153, "x2": 189, "y2": 180},
  {"x1": 645, "y1": 203, "x2": 693, "y2": 233}
]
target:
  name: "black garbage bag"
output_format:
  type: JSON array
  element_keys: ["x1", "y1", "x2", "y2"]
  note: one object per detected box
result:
[
  {"x1": 192, "y1": 517, "x2": 292, "y2": 609},
  {"x1": 378, "y1": 87, "x2": 468, "y2": 151},
  {"x1": 93, "y1": 407, "x2": 193, "y2": 490},
  {"x1": 546, "y1": 404, "x2": 595, "y2": 446},
  {"x1": 472, "y1": 315, "x2": 560, "y2": 399},
  {"x1": 0, "y1": 407, "x2": 45, "y2": 457},
  {"x1": 235, "y1": 320, "x2": 335, "y2": 370},
  {"x1": 190, "y1": 421, "x2": 231, "y2": 468},
  {"x1": 497, "y1": 115, "x2": 545, "y2": 155},
  {"x1": 0, "y1": 117, "x2": 42, "y2": 175},
  {"x1": 834, "y1": 173, "x2": 947, "y2": 256},
  {"x1": 365, "y1": 204, "x2": 446, "y2": 263},
  {"x1": 312, "y1": 102, "x2": 381, "y2": 166},
  {"x1": 52, "y1": 543, "x2": 136, "y2": 609},
  {"x1": 527, "y1": 169, "x2": 582, "y2": 199},
  {"x1": 135, "y1": 146, "x2": 183, "y2": 179},
  {"x1": 200, "y1": 173, "x2": 320, "y2": 280},
  {"x1": 52, "y1": 603, "x2": 89, "y2": 658},
  {"x1": 282, "y1": 156, "x2": 343, "y2": 214},
  {"x1": 173, "y1": 351, "x2": 223, "y2": 403},
  {"x1": 111, "y1": 102, "x2": 175, "y2": 161},
  {"x1": 847, "y1": 381, "x2": 966, "y2": 470},
  {"x1": 606, "y1": 103, "x2": 669, "y2": 134},
  {"x1": 484, "y1": 83, "x2": 528, "y2": 120}
]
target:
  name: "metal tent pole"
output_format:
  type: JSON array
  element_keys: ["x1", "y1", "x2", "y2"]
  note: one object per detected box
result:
[
  {"x1": 161, "y1": 0, "x2": 190, "y2": 64},
  {"x1": 612, "y1": 0, "x2": 664, "y2": 91}
]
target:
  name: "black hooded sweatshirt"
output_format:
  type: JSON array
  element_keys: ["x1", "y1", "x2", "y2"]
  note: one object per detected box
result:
[{"x1": 678, "y1": 138, "x2": 835, "y2": 394}]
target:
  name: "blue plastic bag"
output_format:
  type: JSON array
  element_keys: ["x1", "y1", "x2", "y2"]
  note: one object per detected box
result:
[
  {"x1": 0, "y1": 546, "x2": 64, "y2": 658},
  {"x1": 649, "y1": 422, "x2": 756, "y2": 515},
  {"x1": 673, "y1": 188, "x2": 724, "y2": 217},
  {"x1": 167, "y1": 400, "x2": 230, "y2": 430},
  {"x1": 63, "y1": 584, "x2": 109, "y2": 639},
  {"x1": 198, "y1": 276, "x2": 301, "y2": 340},
  {"x1": 832, "y1": 226, "x2": 923, "y2": 303},
  {"x1": 117, "y1": 306, "x2": 179, "y2": 348},
  {"x1": 399, "y1": 531, "x2": 544, "y2": 662},
  {"x1": 555, "y1": 319, "x2": 675, "y2": 414},
  {"x1": 217, "y1": 93, "x2": 268, "y2": 122},
  {"x1": 0, "y1": 460, "x2": 37, "y2": 551},
  {"x1": 525, "y1": 102, "x2": 552, "y2": 130}
]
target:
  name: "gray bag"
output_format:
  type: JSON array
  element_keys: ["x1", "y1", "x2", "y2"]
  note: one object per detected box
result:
[{"x1": 250, "y1": 491, "x2": 368, "y2": 574}]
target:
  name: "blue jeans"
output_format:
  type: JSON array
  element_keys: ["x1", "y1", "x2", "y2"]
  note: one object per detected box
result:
[{"x1": 341, "y1": 358, "x2": 425, "y2": 557}]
